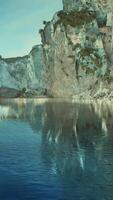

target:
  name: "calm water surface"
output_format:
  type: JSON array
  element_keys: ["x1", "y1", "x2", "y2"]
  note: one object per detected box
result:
[{"x1": 0, "y1": 99, "x2": 113, "y2": 200}]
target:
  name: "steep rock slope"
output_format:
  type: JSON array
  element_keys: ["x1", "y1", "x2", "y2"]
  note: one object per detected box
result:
[
  {"x1": 40, "y1": 0, "x2": 113, "y2": 98},
  {"x1": 0, "y1": 0, "x2": 113, "y2": 98},
  {"x1": 0, "y1": 45, "x2": 46, "y2": 97}
]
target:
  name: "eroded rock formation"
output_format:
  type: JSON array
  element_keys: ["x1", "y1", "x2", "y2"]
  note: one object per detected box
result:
[
  {"x1": 0, "y1": 45, "x2": 46, "y2": 97},
  {"x1": 1, "y1": 0, "x2": 113, "y2": 98},
  {"x1": 40, "y1": 0, "x2": 113, "y2": 98}
]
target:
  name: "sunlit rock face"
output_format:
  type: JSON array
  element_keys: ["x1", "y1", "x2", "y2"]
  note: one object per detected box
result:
[
  {"x1": 0, "y1": 0, "x2": 113, "y2": 98},
  {"x1": 0, "y1": 45, "x2": 46, "y2": 97},
  {"x1": 40, "y1": 0, "x2": 113, "y2": 97}
]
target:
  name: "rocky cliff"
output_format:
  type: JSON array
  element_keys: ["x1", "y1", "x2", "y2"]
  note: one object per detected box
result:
[
  {"x1": 40, "y1": 0, "x2": 113, "y2": 98},
  {"x1": 0, "y1": 45, "x2": 47, "y2": 97},
  {"x1": 1, "y1": 0, "x2": 113, "y2": 98}
]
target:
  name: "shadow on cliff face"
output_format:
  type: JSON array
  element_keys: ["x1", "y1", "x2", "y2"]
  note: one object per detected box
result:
[{"x1": 0, "y1": 87, "x2": 48, "y2": 98}]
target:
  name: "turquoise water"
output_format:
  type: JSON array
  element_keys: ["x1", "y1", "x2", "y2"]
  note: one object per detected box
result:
[{"x1": 0, "y1": 99, "x2": 113, "y2": 200}]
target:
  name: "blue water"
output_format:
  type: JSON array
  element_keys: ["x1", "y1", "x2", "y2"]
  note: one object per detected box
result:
[{"x1": 0, "y1": 99, "x2": 113, "y2": 200}]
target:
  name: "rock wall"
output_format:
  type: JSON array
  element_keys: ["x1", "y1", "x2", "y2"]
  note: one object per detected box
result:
[
  {"x1": 40, "y1": 0, "x2": 113, "y2": 98},
  {"x1": 0, "y1": 45, "x2": 46, "y2": 97},
  {"x1": 1, "y1": 0, "x2": 113, "y2": 98}
]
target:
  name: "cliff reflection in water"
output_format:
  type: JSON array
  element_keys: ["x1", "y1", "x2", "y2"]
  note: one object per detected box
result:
[{"x1": 0, "y1": 99, "x2": 113, "y2": 199}]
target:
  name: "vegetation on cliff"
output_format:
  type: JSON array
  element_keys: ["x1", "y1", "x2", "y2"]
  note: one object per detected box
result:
[{"x1": 54, "y1": 10, "x2": 96, "y2": 31}]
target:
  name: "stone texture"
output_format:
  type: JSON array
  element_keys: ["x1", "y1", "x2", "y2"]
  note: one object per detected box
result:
[
  {"x1": 0, "y1": 45, "x2": 46, "y2": 97},
  {"x1": 1, "y1": 0, "x2": 113, "y2": 98},
  {"x1": 38, "y1": 0, "x2": 113, "y2": 97}
]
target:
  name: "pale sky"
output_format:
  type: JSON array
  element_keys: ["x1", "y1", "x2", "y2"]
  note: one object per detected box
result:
[{"x1": 0, "y1": 0, "x2": 62, "y2": 58}]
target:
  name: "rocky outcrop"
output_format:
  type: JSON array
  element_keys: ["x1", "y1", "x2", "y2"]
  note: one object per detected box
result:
[
  {"x1": 0, "y1": 45, "x2": 47, "y2": 97},
  {"x1": 40, "y1": 0, "x2": 113, "y2": 98},
  {"x1": 1, "y1": 0, "x2": 113, "y2": 98}
]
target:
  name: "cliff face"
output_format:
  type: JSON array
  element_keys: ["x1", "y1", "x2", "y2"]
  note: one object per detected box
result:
[
  {"x1": 40, "y1": 0, "x2": 113, "y2": 98},
  {"x1": 0, "y1": 0, "x2": 113, "y2": 98},
  {"x1": 0, "y1": 45, "x2": 46, "y2": 97}
]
